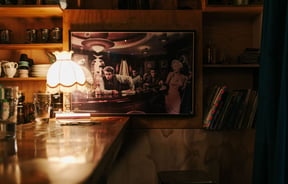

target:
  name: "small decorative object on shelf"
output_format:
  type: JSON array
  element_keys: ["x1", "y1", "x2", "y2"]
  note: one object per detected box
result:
[
  {"x1": 205, "y1": 40, "x2": 217, "y2": 64},
  {"x1": 2, "y1": 61, "x2": 18, "y2": 78},
  {"x1": 26, "y1": 29, "x2": 37, "y2": 44},
  {"x1": 58, "y1": 0, "x2": 67, "y2": 9},
  {"x1": 238, "y1": 48, "x2": 260, "y2": 64},
  {"x1": 17, "y1": 61, "x2": 29, "y2": 78},
  {"x1": 49, "y1": 27, "x2": 62, "y2": 43},
  {"x1": 38, "y1": 28, "x2": 49, "y2": 43},
  {"x1": 0, "y1": 29, "x2": 12, "y2": 44}
]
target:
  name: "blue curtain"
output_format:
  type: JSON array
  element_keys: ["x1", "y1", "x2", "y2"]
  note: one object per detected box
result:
[{"x1": 253, "y1": 1, "x2": 288, "y2": 184}]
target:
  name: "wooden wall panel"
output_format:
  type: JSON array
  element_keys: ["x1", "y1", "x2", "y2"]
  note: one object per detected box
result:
[{"x1": 109, "y1": 128, "x2": 255, "y2": 184}]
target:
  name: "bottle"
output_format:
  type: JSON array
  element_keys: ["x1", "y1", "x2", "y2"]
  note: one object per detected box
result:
[
  {"x1": 206, "y1": 41, "x2": 216, "y2": 64},
  {"x1": 17, "y1": 91, "x2": 25, "y2": 124},
  {"x1": 1, "y1": 99, "x2": 9, "y2": 121}
]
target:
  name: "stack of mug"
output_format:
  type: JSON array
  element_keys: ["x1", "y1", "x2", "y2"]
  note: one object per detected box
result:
[
  {"x1": 0, "y1": 60, "x2": 30, "y2": 78},
  {"x1": 18, "y1": 61, "x2": 29, "y2": 78}
]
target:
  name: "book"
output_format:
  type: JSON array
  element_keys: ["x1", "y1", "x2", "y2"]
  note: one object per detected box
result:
[
  {"x1": 220, "y1": 90, "x2": 244, "y2": 129},
  {"x1": 241, "y1": 90, "x2": 258, "y2": 128},
  {"x1": 214, "y1": 91, "x2": 234, "y2": 130},
  {"x1": 230, "y1": 89, "x2": 250, "y2": 129},
  {"x1": 234, "y1": 89, "x2": 252, "y2": 129},
  {"x1": 246, "y1": 92, "x2": 258, "y2": 128},
  {"x1": 207, "y1": 92, "x2": 228, "y2": 130},
  {"x1": 203, "y1": 85, "x2": 228, "y2": 129},
  {"x1": 215, "y1": 89, "x2": 247, "y2": 130}
]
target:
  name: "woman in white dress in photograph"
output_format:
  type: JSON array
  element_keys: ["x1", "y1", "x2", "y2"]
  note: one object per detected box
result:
[{"x1": 165, "y1": 59, "x2": 188, "y2": 114}]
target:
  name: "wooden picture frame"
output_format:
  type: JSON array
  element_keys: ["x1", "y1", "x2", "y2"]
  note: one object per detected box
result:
[{"x1": 70, "y1": 31, "x2": 196, "y2": 115}]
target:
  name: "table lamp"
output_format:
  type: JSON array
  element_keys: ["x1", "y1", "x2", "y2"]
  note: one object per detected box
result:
[{"x1": 46, "y1": 51, "x2": 86, "y2": 113}]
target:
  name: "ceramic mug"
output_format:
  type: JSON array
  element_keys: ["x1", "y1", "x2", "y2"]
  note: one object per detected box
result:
[{"x1": 2, "y1": 61, "x2": 18, "y2": 78}]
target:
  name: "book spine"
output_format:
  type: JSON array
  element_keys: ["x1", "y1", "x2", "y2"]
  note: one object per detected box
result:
[{"x1": 203, "y1": 85, "x2": 227, "y2": 128}]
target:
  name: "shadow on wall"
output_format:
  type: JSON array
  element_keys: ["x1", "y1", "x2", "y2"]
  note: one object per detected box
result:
[{"x1": 108, "y1": 128, "x2": 255, "y2": 184}]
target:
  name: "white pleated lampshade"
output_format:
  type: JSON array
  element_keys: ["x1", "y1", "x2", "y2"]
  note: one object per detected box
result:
[{"x1": 46, "y1": 51, "x2": 86, "y2": 94}]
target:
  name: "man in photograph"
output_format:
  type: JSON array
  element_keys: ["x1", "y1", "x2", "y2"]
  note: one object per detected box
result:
[{"x1": 102, "y1": 66, "x2": 135, "y2": 95}]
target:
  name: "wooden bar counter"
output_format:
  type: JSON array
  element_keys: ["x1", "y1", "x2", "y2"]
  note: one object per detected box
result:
[{"x1": 0, "y1": 117, "x2": 129, "y2": 184}]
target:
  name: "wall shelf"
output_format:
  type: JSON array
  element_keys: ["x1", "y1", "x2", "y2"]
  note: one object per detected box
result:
[
  {"x1": 0, "y1": 5, "x2": 63, "y2": 18},
  {"x1": 0, "y1": 43, "x2": 63, "y2": 49},
  {"x1": 203, "y1": 64, "x2": 260, "y2": 68},
  {"x1": 203, "y1": 5, "x2": 262, "y2": 18},
  {"x1": 203, "y1": 5, "x2": 262, "y2": 12},
  {"x1": 0, "y1": 77, "x2": 46, "y2": 81}
]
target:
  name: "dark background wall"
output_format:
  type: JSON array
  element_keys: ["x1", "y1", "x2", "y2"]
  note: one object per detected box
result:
[{"x1": 108, "y1": 128, "x2": 255, "y2": 184}]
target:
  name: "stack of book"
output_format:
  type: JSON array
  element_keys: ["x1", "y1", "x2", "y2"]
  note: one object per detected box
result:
[
  {"x1": 203, "y1": 85, "x2": 258, "y2": 130},
  {"x1": 238, "y1": 48, "x2": 260, "y2": 64}
]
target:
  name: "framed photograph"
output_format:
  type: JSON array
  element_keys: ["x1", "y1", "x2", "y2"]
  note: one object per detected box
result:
[{"x1": 69, "y1": 31, "x2": 196, "y2": 115}]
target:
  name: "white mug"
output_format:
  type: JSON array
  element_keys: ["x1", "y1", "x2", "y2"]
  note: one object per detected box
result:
[{"x1": 2, "y1": 61, "x2": 18, "y2": 78}]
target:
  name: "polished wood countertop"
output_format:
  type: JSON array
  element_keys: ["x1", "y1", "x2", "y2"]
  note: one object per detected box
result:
[{"x1": 0, "y1": 117, "x2": 129, "y2": 184}]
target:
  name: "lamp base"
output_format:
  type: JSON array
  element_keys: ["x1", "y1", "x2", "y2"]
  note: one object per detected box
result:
[
  {"x1": 55, "y1": 112, "x2": 91, "y2": 119},
  {"x1": 63, "y1": 92, "x2": 72, "y2": 112}
]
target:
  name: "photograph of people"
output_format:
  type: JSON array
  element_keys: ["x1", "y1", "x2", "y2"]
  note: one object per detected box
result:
[
  {"x1": 70, "y1": 31, "x2": 195, "y2": 115},
  {"x1": 165, "y1": 59, "x2": 188, "y2": 114}
]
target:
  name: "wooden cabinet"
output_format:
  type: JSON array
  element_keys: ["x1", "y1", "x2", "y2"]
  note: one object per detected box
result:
[{"x1": 0, "y1": 5, "x2": 63, "y2": 102}]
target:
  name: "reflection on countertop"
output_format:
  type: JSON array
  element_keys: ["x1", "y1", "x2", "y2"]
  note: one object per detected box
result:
[{"x1": 0, "y1": 116, "x2": 129, "y2": 184}]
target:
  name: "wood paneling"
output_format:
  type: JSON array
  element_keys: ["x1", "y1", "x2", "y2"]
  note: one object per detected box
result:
[{"x1": 109, "y1": 128, "x2": 255, "y2": 184}]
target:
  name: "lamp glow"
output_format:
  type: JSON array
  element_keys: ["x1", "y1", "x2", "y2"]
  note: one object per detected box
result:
[{"x1": 46, "y1": 51, "x2": 86, "y2": 112}]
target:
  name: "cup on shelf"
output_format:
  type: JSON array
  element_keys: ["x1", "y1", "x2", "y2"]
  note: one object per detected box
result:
[
  {"x1": 33, "y1": 93, "x2": 51, "y2": 123},
  {"x1": 38, "y1": 28, "x2": 49, "y2": 43},
  {"x1": 26, "y1": 29, "x2": 37, "y2": 43},
  {"x1": 0, "y1": 29, "x2": 12, "y2": 44},
  {"x1": 2, "y1": 61, "x2": 18, "y2": 78},
  {"x1": 49, "y1": 27, "x2": 62, "y2": 43}
]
